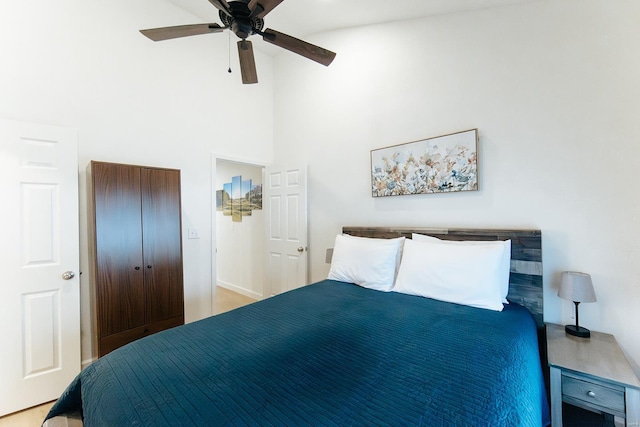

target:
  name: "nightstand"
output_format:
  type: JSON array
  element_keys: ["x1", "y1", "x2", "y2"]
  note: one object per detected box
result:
[{"x1": 547, "y1": 323, "x2": 640, "y2": 426}]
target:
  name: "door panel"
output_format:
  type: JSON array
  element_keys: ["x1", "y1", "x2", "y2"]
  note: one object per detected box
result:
[
  {"x1": 22, "y1": 291, "x2": 59, "y2": 377},
  {"x1": 268, "y1": 253, "x2": 283, "y2": 295},
  {"x1": 141, "y1": 168, "x2": 184, "y2": 324},
  {"x1": 269, "y1": 194, "x2": 282, "y2": 239},
  {"x1": 21, "y1": 183, "x2": 58, "y2": 264},
  {"x1": 286, "y1": 193, "x2": 300, "y2": 241},
  {"x1": 0, "y1": 119, "x2": 80, "y2": 416},
  {"x1": 92, "y1": 162, "x2": 145, "y2": 337},
  {"x1": 265, "y1": 166, "x2": 308, "y2": 297}
]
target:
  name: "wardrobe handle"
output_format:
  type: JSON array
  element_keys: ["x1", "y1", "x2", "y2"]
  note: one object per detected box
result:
[
  {"x1": 134, "y1": 266, "x2": 141, "y2": 270},
  {"x1": 147, "y1": 265, "x2": 152, "y2": 269}
]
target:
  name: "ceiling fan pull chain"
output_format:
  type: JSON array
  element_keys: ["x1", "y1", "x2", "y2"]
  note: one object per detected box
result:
[{"x1": 228, "y1": 31, "x2": 232, "y2": 73}]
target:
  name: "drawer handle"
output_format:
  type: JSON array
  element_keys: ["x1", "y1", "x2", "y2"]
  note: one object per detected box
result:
[{"x1": 587, "y1": 391, "x2": 596, "y2": 398}]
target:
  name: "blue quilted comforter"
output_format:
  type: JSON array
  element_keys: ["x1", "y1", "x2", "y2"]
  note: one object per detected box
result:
[{"x1": 46, "y1": 280, "x2": 550, "y2": 426}]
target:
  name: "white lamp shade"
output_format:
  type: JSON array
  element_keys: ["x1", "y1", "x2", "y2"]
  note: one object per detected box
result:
[{"x1": 558, "y1": 271, "x2": 596, "y2": 303}]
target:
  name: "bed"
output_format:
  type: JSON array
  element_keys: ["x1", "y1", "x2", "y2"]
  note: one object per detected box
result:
[{"x1": 45, "y1": 227, "x2": 550, "y2": 426}]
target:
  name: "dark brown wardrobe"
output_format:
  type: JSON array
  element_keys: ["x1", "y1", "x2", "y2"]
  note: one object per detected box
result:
[{"x1": 88, "y1": 161, "x2": 184, "y2": 357}]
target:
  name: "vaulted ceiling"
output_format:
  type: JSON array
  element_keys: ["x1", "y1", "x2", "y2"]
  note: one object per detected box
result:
[{"x1": 165, "y1": 0, "x2": 541, "y2": 55}]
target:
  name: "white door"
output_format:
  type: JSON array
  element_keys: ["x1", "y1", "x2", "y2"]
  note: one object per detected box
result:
[
  {"x1": 0, "y1": 119, "x2": 80, "y2": 416},
  {"x1": 265, "y1": 165, "x2": 308, "y2": 296}
]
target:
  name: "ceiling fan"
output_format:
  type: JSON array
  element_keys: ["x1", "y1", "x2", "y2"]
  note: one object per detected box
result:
[{"x1": 140, "y1": 0, "x2": 337, "y2": 84}]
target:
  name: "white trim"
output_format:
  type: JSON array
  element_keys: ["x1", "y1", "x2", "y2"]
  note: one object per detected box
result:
[
  {"x1": 217, "y1": 280, "x2": 263, "y2": 301},
  {"x1": 81, "y1": 358, "x2": 96, "y2": 370},
  {"x1": 211, "y1": 152, "x2": 270, "y2": 168}
]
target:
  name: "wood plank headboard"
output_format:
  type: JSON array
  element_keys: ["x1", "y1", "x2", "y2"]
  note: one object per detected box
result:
[{"x1": 341, "y1": 227, "x2": 544, "y2": 327}]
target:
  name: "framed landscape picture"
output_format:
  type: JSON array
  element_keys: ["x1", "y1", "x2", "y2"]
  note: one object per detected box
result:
[
  {"x1": 371, "y1": 129, "x2": 478, "y2": 197},
  {"x1": 217, "y1": 175, "x2": 262, "y2": 222}
]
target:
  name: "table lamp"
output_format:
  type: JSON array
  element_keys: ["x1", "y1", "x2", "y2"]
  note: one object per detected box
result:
[{"x1": 558, "y1": 271, "x2": 596, "y2": 338}]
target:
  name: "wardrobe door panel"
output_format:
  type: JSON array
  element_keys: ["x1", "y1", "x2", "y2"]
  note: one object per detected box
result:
[
  {"x1": 141, "y1": 168, "x2": 184, "y2": 324},
  {"x1": 93, "y1": 163, "x2": 145, "y2": 338}
]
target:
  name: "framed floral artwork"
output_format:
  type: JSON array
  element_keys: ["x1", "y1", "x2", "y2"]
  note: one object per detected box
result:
[{"x1": 371, "y1": 129, "x2": 478, "y2": 197}]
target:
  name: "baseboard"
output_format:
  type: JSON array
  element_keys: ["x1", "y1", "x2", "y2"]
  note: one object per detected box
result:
[
  {"x1": 217, "y1": 280, "x2": 262, "y2": 300},
  {"x1": 81, "y1": 358, "x2": 96, "y2": 370}
]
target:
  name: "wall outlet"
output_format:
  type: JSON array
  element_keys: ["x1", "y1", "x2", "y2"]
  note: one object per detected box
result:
[
  {"x1": 188, "y1": 228, "x2": 200, "y2": 239},
  {"x1": 325, "y1": 248, "x2": 334, "y2": 264}
]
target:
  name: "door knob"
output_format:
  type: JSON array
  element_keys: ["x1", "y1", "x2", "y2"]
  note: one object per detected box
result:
[
  {"x1": 297, "y1": 247, "x2": 304, "y2": 253},
  {"x1": 61, "y1": 271, "x2": 75, "y2": 280}
]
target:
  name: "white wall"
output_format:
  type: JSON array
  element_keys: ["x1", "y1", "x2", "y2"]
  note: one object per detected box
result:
[
  {"x1": 215, "y1": 159, "x2": 265, "y2": 299},
  {"x1": 0, "y1": 0, "x2": 274, "y2": 363},
  {"x1": 273, "y1": 0, "x2": 640, "y2": 370},
  {"x1": 3, "y1": 0, "x2": 639, "y2": 375}
]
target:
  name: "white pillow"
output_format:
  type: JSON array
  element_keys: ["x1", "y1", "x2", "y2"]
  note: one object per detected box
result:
[
  {"x1": 327, "y1": 234, "x2": 405, "y2": 292},
  {"x1": 342, "y1": 233, "x2": 405, "y2": 277},
  {"x1": 412, "y1": 233, "x2": 511, "y2": 303},
  {"x1": 394, "y1": 238, "x2": 505, "y2": 311}
]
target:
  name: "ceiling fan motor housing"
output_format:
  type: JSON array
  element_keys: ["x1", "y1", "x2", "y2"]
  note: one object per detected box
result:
[{"x1": 220, "y1": 3, "x2": 264, "y2": 40}]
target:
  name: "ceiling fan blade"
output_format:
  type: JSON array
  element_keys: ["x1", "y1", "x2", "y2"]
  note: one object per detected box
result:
[
  {"x1": 208, "y1": 0, "x2": 231, "y2": 15},
  {"x1": 140, "y1": 23, "x2": 223, "y2": 41},
  {"x1": 262, "y1": 29, "x2": 336, "y2": 66},
  {"x1": 248, "y1": 0, "x2": 284, "y2": 18},
  {"x1": 237, "y1": 40, "x2": 258, "y2": 84}
]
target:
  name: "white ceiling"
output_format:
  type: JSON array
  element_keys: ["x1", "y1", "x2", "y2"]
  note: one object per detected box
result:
[{"x1": 164, "y1": 0, "x2": 538, "y2": 54}]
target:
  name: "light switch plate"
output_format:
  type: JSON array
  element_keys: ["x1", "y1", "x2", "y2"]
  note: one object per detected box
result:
[{"x1": 188, "y1": 228, "x2": 200, "y2": 239}]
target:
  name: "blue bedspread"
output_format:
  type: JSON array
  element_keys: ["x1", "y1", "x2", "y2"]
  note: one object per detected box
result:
[{"x1": 46, "y1": 280, "x2": 550, "y2": 426}]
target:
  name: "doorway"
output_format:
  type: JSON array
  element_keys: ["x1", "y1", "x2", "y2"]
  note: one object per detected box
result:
[{"x1": 213, "y1": 157, "x2": 266, "y2": 309}]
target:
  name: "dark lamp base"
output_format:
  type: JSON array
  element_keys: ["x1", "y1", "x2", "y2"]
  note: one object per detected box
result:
[{"x1": 565, "y1": 324, "x2": 591, "y2": 338}]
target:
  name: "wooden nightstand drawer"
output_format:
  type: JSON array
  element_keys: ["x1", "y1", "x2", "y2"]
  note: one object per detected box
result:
[{"x1": 562, "y1": 374, "x2": 625, "y2": 414}]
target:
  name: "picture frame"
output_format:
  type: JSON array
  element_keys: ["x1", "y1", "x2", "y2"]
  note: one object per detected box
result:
[
  {"x1": 216, "y1": 175, "x2": 262, "y2": 222},
  {"x1": 371, "y1": 129, "x2": 478, "y2": 197}
]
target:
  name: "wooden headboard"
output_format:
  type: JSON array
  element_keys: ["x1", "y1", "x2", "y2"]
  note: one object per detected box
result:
[{"x1": 342, "y1": 227, "x2": 544, "y2": 327}]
